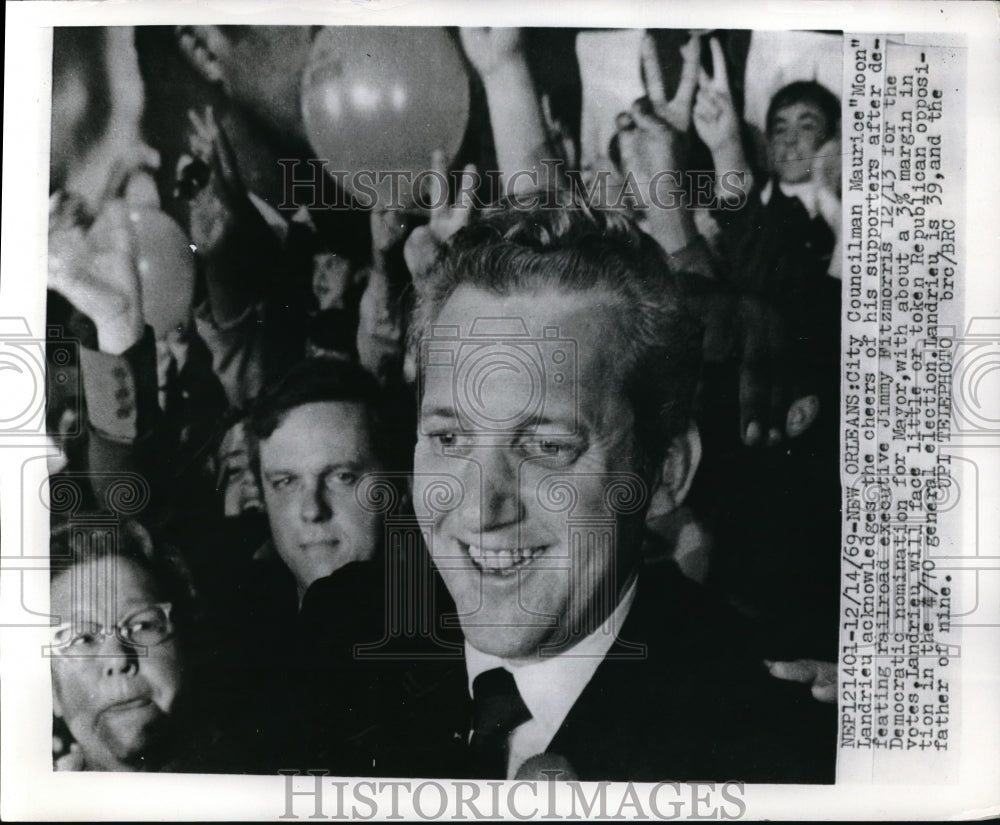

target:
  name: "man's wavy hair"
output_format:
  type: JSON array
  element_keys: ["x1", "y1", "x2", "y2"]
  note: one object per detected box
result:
[
  {"x1": 246, "y1": 357, "x2": 414, "y2": 483},
  {"x1": 409, "y1": 198, "x2": 702, "y2": 478}
]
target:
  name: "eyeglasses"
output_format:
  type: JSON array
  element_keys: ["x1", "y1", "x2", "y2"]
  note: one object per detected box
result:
[{"x1": 50, "y1": 603, "x2": 174, "y2": 657}]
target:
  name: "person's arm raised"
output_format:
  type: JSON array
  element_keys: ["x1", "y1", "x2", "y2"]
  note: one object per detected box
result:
[
  {"x1": 460, "y1": 28, "x2": 561, "y2": 195},
  {"x1": 183, "y1": 106, "x2": 282, "y2": 325},
  {"x1": 403, "y1": 152, "x2": 477, "y2": 282},
  {"x1": 692, "y1": 38, "x2": 754, "y2": 203},
  {"x1": 49, "y1": 198, "x2": 164, "y2": 509}
]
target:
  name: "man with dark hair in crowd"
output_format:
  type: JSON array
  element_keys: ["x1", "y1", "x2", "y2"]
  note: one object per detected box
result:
[
  {"x1": 211, "y1": 357, "x2": 417, "y2": 770},
  {"x1": 359, "y1": 199, "x2": 837, "y2": 782},
  {"x1": 246, "y1": 357, "x2": 411, "y2": 604}
]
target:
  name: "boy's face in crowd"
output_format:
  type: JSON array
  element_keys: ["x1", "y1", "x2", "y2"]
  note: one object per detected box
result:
[
  {"x1": 768, "y1": 101, "x2": 831, "y2": 184},
  {"x1": 51, "y1": 558, "x2": 183, "y2": 770},
  {"x1": 413, "y1": 286, "x2": 656, "y2": 659},
  {"x1": 259, "y1": 401, "x2": 384, "y2": 596}
]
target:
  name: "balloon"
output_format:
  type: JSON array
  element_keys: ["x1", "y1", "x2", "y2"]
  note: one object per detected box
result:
[
  {"x1": 84, "y1": 201, "x2": 195, "y2": 342},
  {"x1": 129, "y1": 208, "x2": 196, "y2": 340},
  {"x1": 301, "y1": 27, "x2": 471, "y2": 207}
]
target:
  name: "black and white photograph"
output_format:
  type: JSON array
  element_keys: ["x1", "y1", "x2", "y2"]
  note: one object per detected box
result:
[{"x1": 1, "y1": 1, "x2": 998, "y2": 820}]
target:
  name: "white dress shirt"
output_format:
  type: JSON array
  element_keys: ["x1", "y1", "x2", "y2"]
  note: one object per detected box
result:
[{"x1": 464, "y1": 578, "x2": 638, "y2": 779}]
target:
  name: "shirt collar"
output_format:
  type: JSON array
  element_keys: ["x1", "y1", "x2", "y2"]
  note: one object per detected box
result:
[{"x1": 465, "y1": 576, "x2": 639, "y2": 737}]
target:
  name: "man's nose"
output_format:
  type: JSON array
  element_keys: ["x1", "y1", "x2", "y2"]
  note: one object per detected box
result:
[
  {"x1": 459, "y1": 445, "x2": 523, "y2": 533},
  {"x1": 102, "y1": 634, "x2": 139, "y2": 677},
  {"x1": 299, "y1": 477, "x2": 333, "y2": 523}
]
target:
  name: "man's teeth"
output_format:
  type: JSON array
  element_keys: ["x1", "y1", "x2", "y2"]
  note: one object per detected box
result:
[{"x1": 466, "y1": 543, "x2": 544, "y2": 573}]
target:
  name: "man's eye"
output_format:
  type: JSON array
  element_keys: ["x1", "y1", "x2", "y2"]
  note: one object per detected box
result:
[
  {"x1": 521, "y1": 437, "x2": 580, "y2": 464},
  {"x1": 328, "y1": 471, "x2": 358, "y2": 487},
  {"x1": 427, "y1": 431, "x2": 476, "y2": 453},
  {"x1": 270, "y1": 476, "x2": 295, "y2": 491},
  {"x1": 68, "y1": 632, "x2": 99, "y2": 648}
]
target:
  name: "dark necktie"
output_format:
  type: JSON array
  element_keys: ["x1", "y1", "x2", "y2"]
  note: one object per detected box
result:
[{"x1": 469, "y1": 668, "x2": 532, "y2": 779}]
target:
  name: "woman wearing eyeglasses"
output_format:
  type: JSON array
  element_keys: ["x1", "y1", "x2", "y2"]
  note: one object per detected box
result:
[{"x1": 49, "y1": 519, "x2": 217, "y2": 772}]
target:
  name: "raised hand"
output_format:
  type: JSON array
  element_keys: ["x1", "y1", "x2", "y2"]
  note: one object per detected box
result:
[
  {"x1": 641, "y1": 31, "x2": 701, "y2": 134},
  {"x1": 180, "y1": 105, "x2": 281, "y2": 324},
  {"x1": 692, "y1": 38, "x2": 741, "y2": 155},
  {"x1": 403, "y1": 151, "x2": 477, "y2": 281},
  {"x1": 48, "y1": 197, "x2": 145, "y2": 355},
  {"x1": 370, "y1": 208, "x2": 410, "y2": 273},
  {"x1": 63, "y1": 142, "x2": 161, "y2": 220},
  {"x1": 612, "y1": 35, "x2": 705, "y2": 256},
  {"x1": 182, "y1": 106, "x2": 255, "y2": 260},
  {"x1": 459, "y1": 27, "x2": 527, "y2": 81},
  {"x1": 460, "y1": 28, "x2": 557, "y2": 193}
]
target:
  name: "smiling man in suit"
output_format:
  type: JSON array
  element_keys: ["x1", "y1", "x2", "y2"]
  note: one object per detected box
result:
[{"x1": 398, "y1": 199, "x2": 836, "y2": 782}]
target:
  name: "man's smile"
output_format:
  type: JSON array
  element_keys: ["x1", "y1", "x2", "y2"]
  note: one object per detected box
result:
[{"x1": 457, "y1": 539, "x2": 549, "y2": 577}]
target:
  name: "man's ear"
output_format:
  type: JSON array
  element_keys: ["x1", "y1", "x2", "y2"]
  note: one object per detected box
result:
[
  {"x1": 646, "y1": 422, "x2": 702, "y2": 521},
  {"x1": 173, "y1": 26, "x2": 231, "y2": 89}
]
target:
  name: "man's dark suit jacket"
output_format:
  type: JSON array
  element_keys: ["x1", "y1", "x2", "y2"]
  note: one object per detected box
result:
[{"x1": 307, "y1": 557, "x2": 836, "y2": 783}]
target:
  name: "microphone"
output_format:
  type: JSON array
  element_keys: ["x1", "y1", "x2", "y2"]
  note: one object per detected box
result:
[{"x1": 515, "y1": 753, "x2": 578, "y2": 781}]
